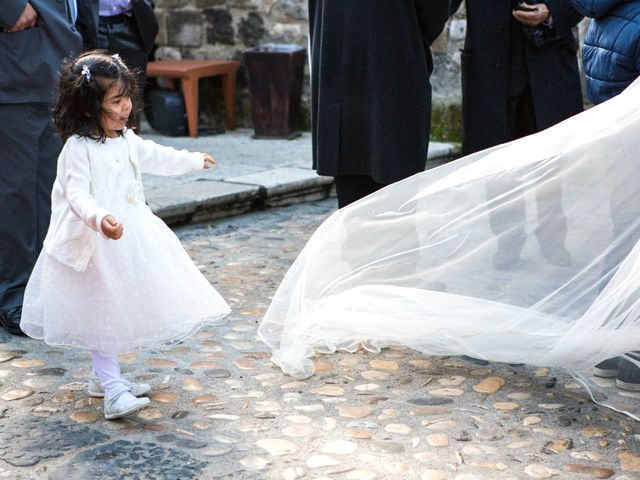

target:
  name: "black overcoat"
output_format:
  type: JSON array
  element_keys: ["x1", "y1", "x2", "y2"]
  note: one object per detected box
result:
[
  {"x1": 309, "y1": 0, "x2": 448, "y2": 184},
  {"x1": 451, "y1": 0, "x2": 584, "y2": 155}
]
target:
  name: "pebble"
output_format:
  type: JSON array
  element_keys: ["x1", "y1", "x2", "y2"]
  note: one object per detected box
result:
[
  {"x1": 619, "y1": 452, "x2": 640, "y2": 472},
  {"x1": 322, "y1": 440, "x2": 358, "y2": 455},
  {"x1": 150, "y1": 392, "x2": 178, "y2": 403},
  {"x1": 240, "y1": 456, "x2": 271, "y2": 470},
  {"x1": 69, "y1": 412, "x2": 99, "y2": 424},
  {"x1": 182, "y1": 378, "x2": 203, "y2": 391},
  {"x1": 473, "y1": 377, "x2": 505, "y2": 394},
  {"x1": 355, "y1": 383, "x2": 380, "y2": 392},
  {"x1": 524, "y1": 416, "x2": 542, "y2": 426},
  {"x1": 570, "y1": 451, "x2": 602, "y2": 462},
  {"x1": 563, "y1": 464, "x2": 614, "y2": 478},
  {"x1": 493, "y1": 402, "x2": 519, "y2": 410},
  {"x1": 429, "y1": 388, "x2": 464, "y2": 396},
  {"x1": 255, "y1": 400, "x2": 281, "y2": 412},
  {"x1": 137, "y1": 408, "x2": 163, "y2": 420},
  {"x1": 0, "y1": 351, "x2": 20, "y2": 363},
  {"x1": 1, "y1": 388, "x2": 34, "y2": 401},
  {"x1": 285, "y1": 415, "x2": 313, "y2": 424},
  {"x1": 370, "y1": 360, "x2": 398, "y2": 371},
  {"x1": 524, "y1": 464, "x2": 561, "y2": 478},
  {"x1": 370, "y1": 441, "x2": 406, "y2": 454},
  {"x1": 542, "y1": 439, "x2": 573, "y2": 454},
  {"x1": 361, "y1": 370, "x2": 390, "y2": 381},
  {"x1": 581, "y1": 426, "x2": 609, "y2": 437},
  {"x1": 426, "y1": 434, "x2": 449, "y2": 447},
  {"x1": 337, "y1": 405, "x2": 373, "y2": 419},
  {"x1": 11, "y1": 359, "x2": 45, "y2": 368},
  {"x1": 192, "y1": 394, "x2": 217, "y2": 404},
  {"x1": 204, "y1": 368, "x2": 231, "y2": 378},
  {"x1": 422, "y1": 470, "x2": 448, "y2": 480},
  {"x1": 385, "y1": 423, "x2": 412, "y2": 434},
  {"x1": 255, "y1": 438, "x2": 298, "y2": 456},
  {"x1": 346, "y1": 429, "x2": 372, "y2": 439},
  {"x1": 346, "y1": 470, "x2": 376, "y2": 480},
  {"x1": 148, "y1": 358, "x2": 177, "y2": 368},
  {"x1": 310, "y1": 386, "x2": 344, "y2": 397}
]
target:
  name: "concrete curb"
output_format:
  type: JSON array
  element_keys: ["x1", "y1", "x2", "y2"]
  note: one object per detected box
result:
[{"x1": 148, "y1": 143, "x2": 460, "y2": 226}]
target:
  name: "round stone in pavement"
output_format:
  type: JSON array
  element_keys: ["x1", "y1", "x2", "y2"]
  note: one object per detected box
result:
[{"x1": 51, "y1": 440, "x2": 207, "y2": 479}]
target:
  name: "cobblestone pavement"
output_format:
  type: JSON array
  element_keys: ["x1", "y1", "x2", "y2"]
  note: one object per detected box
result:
[{"x1": 1, "y1": 199, "x2": 640, "y2": 480}]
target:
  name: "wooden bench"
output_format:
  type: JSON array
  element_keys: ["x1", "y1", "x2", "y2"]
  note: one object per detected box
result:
[{"x1": 146, "y1": 60, "x2": 240, "y2": 138}]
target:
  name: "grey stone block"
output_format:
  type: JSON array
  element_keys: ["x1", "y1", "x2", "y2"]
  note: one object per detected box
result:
[
  {"x1": 225, "y1": 167, "x2": 333, "y2": 207},
  {"x1": 147, "y1": 180, "x2": 259, "y2": 226},
  {"x1": 167, "y1": 10, "x2": 202, "y2": 47}
]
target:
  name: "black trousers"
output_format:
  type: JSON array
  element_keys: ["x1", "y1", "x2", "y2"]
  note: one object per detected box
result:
[
  {"x1": 98, "y1": 15, "x2": 149, "y2": 103},
  {"x1": 0, "y1": 103, "x2": 61, "y2": 313},
  {"x1": 335, "y1": 175, "x2": 386, "y2": 208},
  {"x1": 487, "y1": 85, "x2": 568, "y2": 264}
]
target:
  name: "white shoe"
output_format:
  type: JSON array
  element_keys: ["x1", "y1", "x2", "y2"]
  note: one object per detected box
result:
[
  {"x1": 88, "y1": 376, "x2": 151, "y2": 398},
  {"x1": 104, "y1": 390, "x2": 150, "y2": 420}
]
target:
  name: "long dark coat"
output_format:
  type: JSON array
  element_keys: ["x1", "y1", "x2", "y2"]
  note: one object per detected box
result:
[
  {"x1": 309, "y1": 0, "x2": 449, "y2": 184},
  {"x1": 451, "y1": 0, "x2": 584, "y2": 155}
]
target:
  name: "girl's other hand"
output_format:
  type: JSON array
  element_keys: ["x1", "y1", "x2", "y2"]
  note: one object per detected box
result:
[
  {"x1": 203, "y1": 154, "x2": 216, "y2": 170},
  {"x1": 102, "y1": 215, "x2": 124, "y2": 240}
]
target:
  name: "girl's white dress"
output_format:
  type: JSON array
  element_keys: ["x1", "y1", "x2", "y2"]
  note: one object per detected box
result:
[{"x1": 22, "y1": 133, "x2": 230, "y2": 355}]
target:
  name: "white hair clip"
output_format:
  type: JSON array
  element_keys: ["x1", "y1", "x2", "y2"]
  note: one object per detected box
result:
[
  {"x1": 111, "y1": 53, "x2": 122, "y2": 63},
  {"x1": 81, "y1": 64, "x2": 91, "y2": 82}
]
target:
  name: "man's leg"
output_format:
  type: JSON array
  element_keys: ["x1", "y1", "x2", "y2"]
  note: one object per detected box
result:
[
  {"x1": 335, "y1": 175, "x2": 385, "y2": 209},
  {"x1": 0, "y1": 104, "x2": 56, "y2": 334}
]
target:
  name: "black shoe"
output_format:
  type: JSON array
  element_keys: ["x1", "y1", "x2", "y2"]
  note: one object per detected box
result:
[
  {"x1": 460, "y1": 355, "x2": 489, "y2": 366},
  {"x1": 617, "y1": 355, "x2": 640, "y2": 392},
  {"x1": 593, "y1": 357, "x2": 620, "y2": 378},
  {"x1": 0, "y1": 306, "x2": 26, "y2": 336}
]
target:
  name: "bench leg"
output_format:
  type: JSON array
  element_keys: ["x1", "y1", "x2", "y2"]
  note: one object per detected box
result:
[
  {"x1": 181, "y1": 77, "x2": 199, "y2": 138},
  {"x1": 222, "y1": 72, "x2": 237, "y2": 130}
]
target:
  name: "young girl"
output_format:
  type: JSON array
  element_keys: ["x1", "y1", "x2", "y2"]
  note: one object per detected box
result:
[{"x1": 20, "y1": 51, "x2": 230, "y2": 419}]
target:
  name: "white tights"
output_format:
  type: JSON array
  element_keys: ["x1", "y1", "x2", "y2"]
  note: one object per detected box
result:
[{"x1": 91, "y1": 350, "x2": 125, "y2": 396}]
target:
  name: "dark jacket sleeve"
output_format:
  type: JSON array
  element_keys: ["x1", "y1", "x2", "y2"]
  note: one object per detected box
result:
[
  {"x1": 415, "y1": 0, "x2": 450, "y2": 45},
  {"x1": 1, "y1": 0, "x2": 28, "y2": 30}
]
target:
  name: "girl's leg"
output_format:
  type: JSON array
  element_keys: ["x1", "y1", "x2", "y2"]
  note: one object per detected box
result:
[
  {"x1": 91, "y1": 350, "x2": 125, "y2": 396},
  {"x1": 91, "y1": 350, "x2": 150, "y2": 419}
]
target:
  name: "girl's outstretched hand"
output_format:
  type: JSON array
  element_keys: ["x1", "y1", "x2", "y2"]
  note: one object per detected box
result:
[
  {"x1": 203, "y1": 154, "x2": 216, "y2": 170},
  {"x1": 102, "y1": 215, "x2": 124, "y2": 240}
]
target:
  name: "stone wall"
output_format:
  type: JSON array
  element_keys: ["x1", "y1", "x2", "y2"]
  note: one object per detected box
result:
[{"x1": 152, "y1": 1, "x2": 587, "y2": 141}]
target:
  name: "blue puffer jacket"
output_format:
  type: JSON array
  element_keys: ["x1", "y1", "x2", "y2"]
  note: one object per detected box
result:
[{"x1": 570, "y1": 0, "x2": 640, "y2": 104}]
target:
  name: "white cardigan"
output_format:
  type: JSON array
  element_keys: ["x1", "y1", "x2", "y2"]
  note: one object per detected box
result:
[{"x1": 43, "y1": 130, "x2": 204, "y2": 272}]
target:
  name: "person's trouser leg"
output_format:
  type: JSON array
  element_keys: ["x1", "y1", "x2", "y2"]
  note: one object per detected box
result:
[
  {"x1": 0, "y1": 104, "x2": 59, "y2": 319},
  {"x1": 487, "y1": 86, "x2": 537, "y2": 269},
  {"x1": 98, "y1": 17, "x2": 150, "y2": 107},
  {"x1": 335, "y1": 175, "x2": 385, "y2": 209}
]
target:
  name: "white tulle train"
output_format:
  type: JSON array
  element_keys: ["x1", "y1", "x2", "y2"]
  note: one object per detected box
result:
[{"x1": 258, "y1": 78, "x2": 640, "y2": 419}]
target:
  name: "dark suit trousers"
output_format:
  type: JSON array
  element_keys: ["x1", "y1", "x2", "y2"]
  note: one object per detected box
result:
[
  {"x1": 98, "y1": 15, "x2": 149, "y2": 101},
  {"x1": 335, "y1": 175, "x2": 386, "y2": 209},
  {"x1": 0, "y1": 103, "x2": 61, "y2": 312}
]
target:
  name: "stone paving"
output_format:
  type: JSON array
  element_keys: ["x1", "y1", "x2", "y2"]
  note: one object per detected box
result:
[{"x1": 1, "y1": 199, "x2": 640, "y2": 480}]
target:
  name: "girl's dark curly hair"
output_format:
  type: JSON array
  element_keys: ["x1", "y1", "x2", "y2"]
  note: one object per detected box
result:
[{"x1": 53, "y1": 50, "x2": 141, "y2": 142}]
